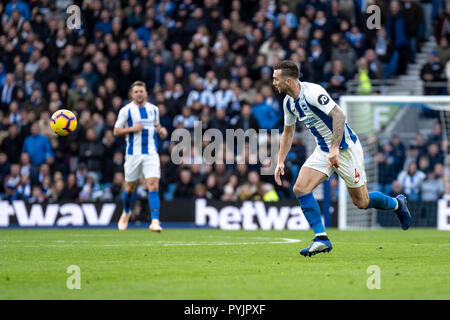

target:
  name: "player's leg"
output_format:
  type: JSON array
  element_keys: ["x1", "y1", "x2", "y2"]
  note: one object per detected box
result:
[
  {"x1": 143, "y1": 154, "x2": 162, "y2": 232},
  {"x1": 118, "y1": 155, "x2": 141, "y2": 231},
  {"x1": 347, "y1": 183, "x2": 394, "y2": 210},
  {"x1": 347, "y1": 184, "x2": 411, "y2": 230},
  {"x1": 118, "y1": 180, "x2": 138, "y2": 231},
  {"x1": 146, "y1": 177, "x2": 162, "y2": 232},
  {"x1": 294, "y1": 147, "x2": 333, "y2": 256},
  {"x1": 339, "y1": 141, "x2": 411, "y2": 230},
  {"x1": 293, "y1": 166, "x2": 328, "y2": 237}
]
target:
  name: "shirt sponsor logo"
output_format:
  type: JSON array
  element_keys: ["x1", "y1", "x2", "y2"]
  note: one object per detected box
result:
[
  {"x1": 318, "y1": 94, "x2": 330, "y2": 105},
  {"x1": 303, "y1": 117, "x2": 318, "y2": 128}
]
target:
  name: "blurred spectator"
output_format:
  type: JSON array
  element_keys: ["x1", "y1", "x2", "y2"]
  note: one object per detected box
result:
[
  {"x1": 435, "y1": 3, "x2": 450, "y2": 43},
  {"x1": 21, "y1": 122, "x2": 54, "y2": 167},
  {"x1": 17, "y1": 174, "x2": 31, "y2": 201},
  {"x1": 209, "y1": 108, "x2": 228, "y2": 136},
  {"x1": 421, "y1": 50, "x2": 445, "y2": 95},
  {"x1": 427, "y1": 122, "x2": 442, "y2": 146},
  {"x1": 427, "y1": 143, "x2": 444, "y2": 169},
  {"x1": 389, "y1": 180, "x2": 404, "y2": 198},
  {"x1": 421, "y1": 0, "x2": 434, "y2": 40},
  {"x1": 19, "y1": 152, "x2": 32, "y2": 178},
  {"x1": 235, "y1": 170, "x2": 261, "y2": 201},
  {"x1": 251, "y1": 93, "x2": 279, "y2": 130},
  {"x1": 108, "y1": 171, "x2": 124, "y2": 202},
  {"x1": 397, "y1": 162, "x2": 426, "y2": 201},
  {"x1": 80, "y1": 61, "x2": 99, "y2": 94},
  {"x1": 34, "y1": 57, "x2": 58, "y2": 92},
  {"x1": 60, "y1": 173, "x2": 80, "y2": 201},
  {"x1": 325, "y1": 59, "x2": 348, "y2": 99},
  {"x1": 417, "y1": 154, "x2": 431, "y2": 174},
  {"x1": 4, "y1": 0, "x2": 30, "y2": 20},
  {"x1": 389, "y1": 134, "x2": 406, "y2": 175},
  {"x1": 23, "y1": 88, "x2": 47, "y2": 111},
  {"x1": 101, "y1": 129, "x2": 121, "y2": 183},
  {"x1": 403, "y1": 0, "x2": 424, "y2": 63},
  {"x1": 346, "y1": 25, "x2": 365, "y2": 57},
  {"x1": 174, "y1": 168, "x2": 194, "y2": 199},
  {"x1": 0, "y1": 73, "x2": 17, "y2": 112},
  {"x1": 375, "y1": 151, "x2": 396, "y2": 195},
  {"x1": 193, "y1": 183, "x2": 207, "y2": 199},
  {"x1": 68, "y1": 77, "x2": 95, "y2": 109},
  {"x1": 49, "y1": 178, "x2": 65, "y2": 203},
  {"x1": 355, "y1": 57, "x2": 372, "y2": 95},
  {"x1": 3, "y1": 163, "x2": 20, "y2": 201},
  {"x1": 231, "y1": 102, "x2": 259, "y2": 131},
  {"x1": 308, "y1": 40, "x2": 327, "y2": 82},
  {"x1": 0, "y1": 123, "x2": 22, "y2": 163},
  {"x1": 28, "y1": 185, "x2": 45, "y2": 203},
  {"x1": 420, "y1": 171, "x2": 444, "y2": 202},
  {"x1": 364, "y1": 49, "x2": 383, "y2": 80},
  {"x1": 79, "y1": 128, "x2": 104, "y2": 173},
  {"x1": 79, "y1": 172, "x2": 103, "y2": 202},
  {"x1": 205, "y1": 173, "x2": 222, "y2": 199},
  {"x1": 403, "y1": 146, "x2": 419, "y2": 172},
  {"x1": 385, "y1": 1, "x2": 410, "y2": 75},
  {"x1": 331, "y1": 39, "x2": 357, "y2": 78},
  {"x1": 374, "y1": 27, "x2": 396, "y2": 78}
]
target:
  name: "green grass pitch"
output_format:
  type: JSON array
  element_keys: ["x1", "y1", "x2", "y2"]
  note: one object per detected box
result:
[{"x1": 0, "y1": 228, "x2": 449, "y2": 300}]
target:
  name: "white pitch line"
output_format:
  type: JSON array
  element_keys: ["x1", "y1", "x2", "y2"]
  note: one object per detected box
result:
[{"x1": 0, "y1": 237, "x2": 301, "y2": 247}]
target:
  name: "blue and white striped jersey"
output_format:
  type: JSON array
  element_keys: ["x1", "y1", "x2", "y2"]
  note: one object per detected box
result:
[
  {"x1": 115, "y1": 101, "x2": 160, "y2": 156},
  {"x1": 283, "y1": 81, "x2": 358, "y2": 152}
]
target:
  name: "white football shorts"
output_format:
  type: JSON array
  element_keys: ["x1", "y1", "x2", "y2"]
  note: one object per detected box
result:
[
  {"x1": 303, "y1": 139, "x2": 367, "y2": 188},
  {"x1": 124, "y1": 154, "x2": 161, "y2": 181}
]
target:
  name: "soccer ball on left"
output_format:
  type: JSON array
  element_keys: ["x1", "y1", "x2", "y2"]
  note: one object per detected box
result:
[{"x1": 50, "y1": 109, "x2": 77, "y2": 136}]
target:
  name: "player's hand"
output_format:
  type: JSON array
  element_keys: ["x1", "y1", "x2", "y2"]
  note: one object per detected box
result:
[
  {"x1": 274, "y1": 162, "x2": 285, "y2": 186},
  {"x1": 158, "y1": 127, "x2": 168, "y2": 139},
  {"x1": 130, "y1": 123, "x2": 144, "y2": 132},
  {"x1": 328, "y1": 147, "x2": 340, "y2": 171}
]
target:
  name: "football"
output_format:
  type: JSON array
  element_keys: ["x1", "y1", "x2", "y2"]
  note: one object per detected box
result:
[{"x1": 50, "y1": 109, "x2": 77, "y2": 136}]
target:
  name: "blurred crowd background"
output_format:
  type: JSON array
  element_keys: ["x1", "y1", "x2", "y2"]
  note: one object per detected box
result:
[{"x1": 0, "y1": 0, "x2": 448, "y2": 206}]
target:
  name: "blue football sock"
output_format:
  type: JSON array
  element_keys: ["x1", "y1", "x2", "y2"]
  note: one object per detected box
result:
[
  {"x1": 297, "y1": 192, "x2": 326, "y2": 236},
  {"x1": 123, "y1": 191, "x2": 137, "y2": 214},
  {"x1": 367, "y1": 192, "x2": 398, "y2": 210},
  {"x1": 148, "y1": 191, "x2": 160, "y2": 220}
]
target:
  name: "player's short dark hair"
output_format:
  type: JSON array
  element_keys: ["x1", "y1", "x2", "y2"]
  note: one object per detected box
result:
[
  {"x1": 129, "y1": 81, "x2": 147, "y2": 91},
  {"x1": 273, "y1": 60, "x2": 299, "y2": 79}
]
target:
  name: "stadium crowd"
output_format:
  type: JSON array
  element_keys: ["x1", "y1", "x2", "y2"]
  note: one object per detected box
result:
[{"x1": 0, "y1": 0, "x2": 448, "y2": 206}]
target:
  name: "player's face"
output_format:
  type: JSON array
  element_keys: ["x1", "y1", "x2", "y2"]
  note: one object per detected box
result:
[
  {"x1": 131, "y1": 85, "x2": 147, "y2": 104},
  {"x1": 272, "y1": 69, "x2": 287, "y2": 93}
]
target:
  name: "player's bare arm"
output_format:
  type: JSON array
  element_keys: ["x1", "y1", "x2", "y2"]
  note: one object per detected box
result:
[
  {"x1": 275, "y1": 124, "x2": 295, "y2": 186},
  {"x1": 328, "y1": 105, "x2": 346, "y2": 170},
  {"x1": 113, "y1": 123, "x2": 144, "y2": 136}
]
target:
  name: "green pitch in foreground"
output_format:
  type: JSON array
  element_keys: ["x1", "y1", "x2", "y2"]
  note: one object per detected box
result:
[{"x1": 0, "y1": 228, "x2": 449, "y2": 300}]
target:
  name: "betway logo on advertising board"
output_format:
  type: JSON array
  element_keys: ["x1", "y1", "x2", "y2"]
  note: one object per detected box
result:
[
  {"x1": 195, "y1": 199, "x2": 310, "y2": 230},
  {"x1": 0, "y1": 201, "x2": 116, "y2": 227}
]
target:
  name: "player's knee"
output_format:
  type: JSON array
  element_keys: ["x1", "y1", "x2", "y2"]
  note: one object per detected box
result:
[
  {"x1": 293, "y1": 184, "x2": 311, "y2": 197},
  {"x1": 146, "y1": 180, "x2": 158, "y2": 191},
  {"x1": 125, "y1": 182, "x2": 137, "y2": 193},
  {"x1": 353, "y1": 198, "x2": 369, "y2": 210}
]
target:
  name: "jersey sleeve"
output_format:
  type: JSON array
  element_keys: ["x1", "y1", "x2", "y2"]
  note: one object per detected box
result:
[
  {"x1": 305, "y1": 83, "x2": 338, "y2": 115},
  {"x1": 114, "y1": 107, "x2": 128, "y2": 128},
  {"x1": 153, "y1": 105, "x2": 160, "y2": 126},
  {"x1": 283, "y1": 96, "x2": 297, "y2": 126}
]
